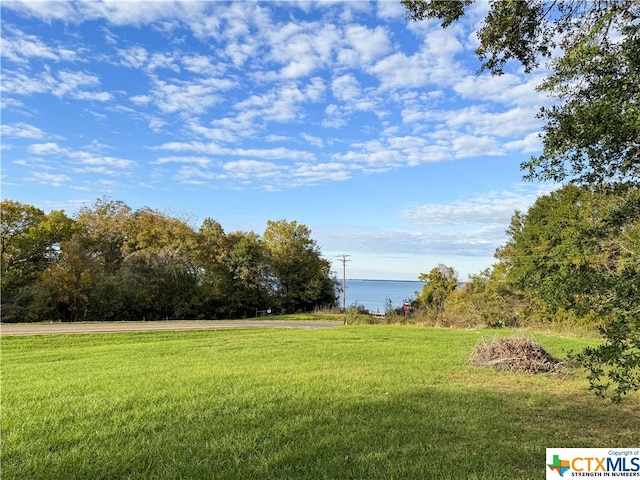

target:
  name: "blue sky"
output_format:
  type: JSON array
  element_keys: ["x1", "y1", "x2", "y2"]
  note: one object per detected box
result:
[{"x1": 1, "y1": 1, "x2": 555, "y2": 280}]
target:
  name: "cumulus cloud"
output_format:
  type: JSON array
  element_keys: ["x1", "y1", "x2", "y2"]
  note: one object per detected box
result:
[
  {"x1": 1, "y1": 122, "x2": 46, "y2": 139},
  {"x1": 1, "y1": 26, "x2": 77, "y2": 63},
  {"x1": 2, "y1": 68, "x2": 113, "y2": 102}
]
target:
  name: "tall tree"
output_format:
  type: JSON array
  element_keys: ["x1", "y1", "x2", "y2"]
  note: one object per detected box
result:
[
  {"x1": 403, "y1": 0, "x2": 640, "y2": 400},
  {"x1": 1, "y1": 200, "x2": 75, "y2": 321},
  {"x1": 119, "y1": 207, "x2": 200, "y2": 320},
  {"x1": 1, "y1": 201, "x2": 47, "y2": 295},
  {"x1": 263, "y1": 220, "x2": 337, "y2": 313},
  {"x1": 402, "y1": 0, "x2": 640, "y2": 184},
  {"x1": 196, "y1": 218, "x2": 234, "y2": 318},
  {"x1": 417, "y1": 264, "x2": 458, "y2": 317},
  {"x1": 75, "y1": 197, "x2": 132, "y2": 274},
  {"x1": 225, "y1": 231, "x2": 273, "y2": 317},
  {"x1": 496, "y1": 185, "x2": 604, "y2": 316}
]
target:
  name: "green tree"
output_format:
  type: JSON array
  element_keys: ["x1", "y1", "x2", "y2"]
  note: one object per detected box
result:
[
  {"x1": 123, "y1": 207, "x2": 200, "y2": 319},
  {"x1": 417, "y1": 264, "x2": 458, "y2": 318},
  {"x1": 496, "y1": 184, "x2": 639, "y2": 400},
  {"x1": 263, "y1": 220, "x2": 337, "y2": 313},
  {"x1": 403, "y1": 0, "x2": 640, "y2": 400},
  {"x1": 496, "y1": 185, "x2": 604, "y2": 316},
  {"x1": 196, "y1": 218, "x2": 235, "y2": 318},
  {"x1": 573, "y1": 185, "x2": 640, "y2": 402},
  {"x1": 75, "y1": 197, "x2": 132, "y2": 274},
  {"x1": 41, "y1": 237, "x2": 96, "y2": 321},
  {"x1": 1, "y1": 201, "x2": 47, "y2": 296},
  {"x1": 449, "y1": 266, "x2": 526, "y2": 328},
  {"x1": 224, "y1": 231, "x2": 273, "y2": 317},
  {"x1": 402, "y1": 0, "x2": 639, "y2": 184},
  {"x1": 1, "y1": 200, "x2": 76, "y2": 321}
]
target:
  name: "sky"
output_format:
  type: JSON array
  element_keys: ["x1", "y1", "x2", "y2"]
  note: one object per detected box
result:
[{"x1": 1, "y1": 0, "x2": 556, "y2": 281}]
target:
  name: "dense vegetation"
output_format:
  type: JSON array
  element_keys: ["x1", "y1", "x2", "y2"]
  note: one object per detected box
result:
[
  {"x1": 409, "y1": 184, "x2": 639, "y2": 327},
  {"x1": 0, "y1": 197, "x2": 338, "y2": 322},
  {"x1": 402, "y1": 0, "x2": 639, "y2": 401}
]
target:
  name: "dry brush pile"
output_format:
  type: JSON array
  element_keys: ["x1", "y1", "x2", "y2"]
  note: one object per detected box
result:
[{"x1": 469, "y1": 336, "x2": 567, "y2": 376}]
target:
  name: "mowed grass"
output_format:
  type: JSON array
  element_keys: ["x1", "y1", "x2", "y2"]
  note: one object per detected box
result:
[{"x1": 2, "y1": 326, "x2": 639, "y2": 480}]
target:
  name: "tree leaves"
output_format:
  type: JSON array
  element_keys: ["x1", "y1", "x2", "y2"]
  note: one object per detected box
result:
[
  {"x1": 1, "y1": 199, "x2": 338, "y2": 322},
  {"x1": 403, "y1": 0, "x2": 640, "y2": 402}
]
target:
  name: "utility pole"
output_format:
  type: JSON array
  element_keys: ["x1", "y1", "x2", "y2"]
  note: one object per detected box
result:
[{"x1": 337, "y1": 254, "x2": 350, "y2": 313}]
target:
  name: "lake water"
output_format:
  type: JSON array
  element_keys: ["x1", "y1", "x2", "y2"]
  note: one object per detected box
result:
[{"x1": 339, "y1": 280, "x2": 424, "y2": 314}]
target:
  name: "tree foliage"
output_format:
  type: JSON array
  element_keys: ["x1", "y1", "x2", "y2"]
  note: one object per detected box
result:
[
  {"x1": 523, "y1": 11, "x2": 640, "y2": 184},
  {"x1": 403, "y1": 0, "x2": 640, "y2": 400},
  {"x1": 402, "y1": 0, "x2": 640, "y2": 185},
  {"x1": 417, "y1": 264, "x2": 458, "y2": 317},
  {"x1": 496, "y1": 185, "x2": 605, "y2": 315},
  {"x1": 0, "y1": 198, "x2": 338, "y2": 322},
  {"x1": 1, "y1": 201, "x2": 76, "y2": 321},
  {"x1": 496, "y1": 184, "x2": 640, "y2": 400},
  {"x1": 264, "y1": 220, "x2": 337, "y2": 314}
]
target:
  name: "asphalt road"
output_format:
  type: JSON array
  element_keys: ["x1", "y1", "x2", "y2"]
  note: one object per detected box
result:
[{"x1": 0, "y1": 320, "x2": 343, "y2": 336}]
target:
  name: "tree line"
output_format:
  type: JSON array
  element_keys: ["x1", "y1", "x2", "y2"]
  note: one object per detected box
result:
[
  {"x1": 1, "y1": 197, "x2": 338, "y2": 322},
  {"x1": 414, "y1": 184, "x2": 639, "y2": 329}
]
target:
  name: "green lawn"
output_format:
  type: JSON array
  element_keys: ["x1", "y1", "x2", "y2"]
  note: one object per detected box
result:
[{"x1": 2, "y1": 326, "x2": 638, "y2": 479}]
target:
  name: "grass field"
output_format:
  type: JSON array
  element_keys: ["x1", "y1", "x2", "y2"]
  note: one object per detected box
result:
[{"x1": 2, "y1": 325, "x2": 639, "y2": 479}]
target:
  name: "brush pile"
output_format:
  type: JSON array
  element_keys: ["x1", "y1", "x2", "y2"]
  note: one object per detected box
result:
[{"x1": 469, "y1": 336, "x2": 566, "y2": 375}]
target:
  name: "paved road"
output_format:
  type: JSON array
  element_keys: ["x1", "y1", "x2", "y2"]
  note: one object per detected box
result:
[{"x1": 0, "y1": 320, "x2": 343, "y2": 336}]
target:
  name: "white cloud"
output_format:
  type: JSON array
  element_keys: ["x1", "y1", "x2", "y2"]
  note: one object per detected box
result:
[
  {"x1": 173, "y1": 166, "x2": 217, "y2": 185},
  {"x1": 322, "y1": 104, "x2": 347, "y2": 128},
  {"x1": 332, "y1": 74, "x2": 361, "y2": 102},
  {"x1": 223, "y1": 159, "x2": 283, "y2": 180},
  {"x1": 291, "y1": 162, "x2": 351, "y2": 184},
  {"x1": 445, "y1": 105, "x2": 543, "y2": 138},
  {"x1": 454, "y1": 72, "x2": 548, "y2": 106},
  {"x1": 231, "y1": 79, "x2": 325, "y2": 126},
  {"x1": 27, "y1": 142, "x2": 135, "y2": 174},
  {"x1": 504, "y1": 132, "x2": 543, "y2": 153},
  {"x1": 452, "y1": 135, "x2": 504, "y2": 158},
  {"x1": 300, "y1": 133, "x2": 324, "y2": 148},
  {"x1": 153, "y1": 156, "x2": 212, "y2": 168},
  {"x1": 156, "y1": 141, "x2": 316, "y2": 162},
  {"x1": 2, "y1": 68, "x2": 113, "y2": 102},
  {"x1": 1, "y1": 122, "x2": 46, "y2": 139},
  {"x1": 338, "y1": 24, "x2": 391, "y2": 67},
  {"x1": 144, "y1": 77, "x2": 231, "y2": 115},
  {"x1": 376, "y1": 1, "x2": 406, "y2": 20},
  {"x1": 28, "y1": 142, "x2": 66, "y2": 155},
  {"x1": 181, "y1": 54, "x2": 225, "y2": 76},
  {"x1": 402, "y1": 186, "x2": 550, "y2": 229},
  {"x1": 118, "y1": 46, "x2": 148, "y2": 68},
  {"x1": 369, "y1": 52, "x2": 430, "y2": 90},
  {"x1": 29, "y1": 171, "x2": 71, "y2": 187},
  {"x1": 1, "y1": 26, "x2": 77, "y2": 63}
]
